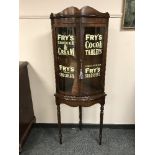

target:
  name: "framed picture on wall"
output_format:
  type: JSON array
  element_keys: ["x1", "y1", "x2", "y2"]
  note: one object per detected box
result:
[{"x1": 122, "y1": 0, "x2": 135, "y2": 29}]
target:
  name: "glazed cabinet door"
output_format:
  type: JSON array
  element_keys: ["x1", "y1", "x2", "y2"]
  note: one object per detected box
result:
[
  {"x1": 79, "y1": 21, "x2": 109, "y2": 96},
  {"x1": 52, "y1": 21, "x2": 80, "y2": 96}
]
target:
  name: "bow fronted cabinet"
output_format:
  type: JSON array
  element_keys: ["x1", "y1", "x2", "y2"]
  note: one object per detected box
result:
[{"x1": 50, "y1": 6, "x2": 110, "y2": 145}]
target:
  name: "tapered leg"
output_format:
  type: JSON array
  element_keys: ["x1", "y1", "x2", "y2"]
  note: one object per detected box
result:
[
  {"x1": 99, "y1": 104, "x2": 104, "y2": 145},
  {"x1": 79, "y1": 106, "x2": 82, "y2": 130},
  {"x1": 57, "y1": 104, "x2": 62, "y2": 144}
]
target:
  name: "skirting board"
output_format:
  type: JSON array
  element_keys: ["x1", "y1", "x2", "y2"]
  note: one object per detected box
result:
[{"x1": 33, "y1": 123, "x2": 135, "y2": 129}]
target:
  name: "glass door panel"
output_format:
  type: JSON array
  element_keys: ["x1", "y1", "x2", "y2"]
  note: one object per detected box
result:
[
  {"x1": 80, "y1": 27, "x2": 105, "y2": 96},
  {"x1": 56, "y1": 27, "x2": 79, "y2": 95}
]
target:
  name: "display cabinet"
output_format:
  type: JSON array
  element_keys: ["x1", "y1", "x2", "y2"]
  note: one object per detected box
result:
[{"x1": 50, "y1": 6, "x2": 109, "y2": 145}]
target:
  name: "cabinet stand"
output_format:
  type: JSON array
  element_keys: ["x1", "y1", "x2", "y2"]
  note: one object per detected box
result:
[{"x1": 55, "y1": 93, "x2": 106, "y2": 145}]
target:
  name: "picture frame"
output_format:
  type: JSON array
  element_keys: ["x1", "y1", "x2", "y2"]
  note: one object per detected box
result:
[{"x1": 122, "y1": 0, "x2": 135, "y2": 29}]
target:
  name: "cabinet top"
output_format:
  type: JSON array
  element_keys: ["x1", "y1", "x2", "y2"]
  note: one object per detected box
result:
[{"x1": 50, "y1": 6, "x2": 110, "y2": 19}]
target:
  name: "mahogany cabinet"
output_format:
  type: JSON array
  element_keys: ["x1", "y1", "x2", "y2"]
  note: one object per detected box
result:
[
  {"x1": 19, "y1": 62, "x2": 36, "y2": 151},
  {"x1": 50, "y1": 6, "x2": 109, "y2": 145}
]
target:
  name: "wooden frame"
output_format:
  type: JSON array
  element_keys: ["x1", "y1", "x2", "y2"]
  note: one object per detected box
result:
[
  {"x1": 50, "y1": 6, "x2": 109, "y2": 145},
  {"x1": 122, "y1": 0, "x2": 135, "y2": 29}
]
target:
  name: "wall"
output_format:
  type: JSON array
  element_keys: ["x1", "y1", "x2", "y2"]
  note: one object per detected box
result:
[{"x1": 19, "y1": 0, "x2": 135, "y2": 124}]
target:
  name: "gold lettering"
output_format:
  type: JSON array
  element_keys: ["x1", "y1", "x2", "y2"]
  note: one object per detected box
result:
[
  {"x1": 85, "y1": 34, "x2": 103, "y2": 41},
  {"x1": 57, "y1": 34, "x2": 74, "y2": 41},
  {"x1": 85, "y1": 41, "x2": 102, "y2": 49}
]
